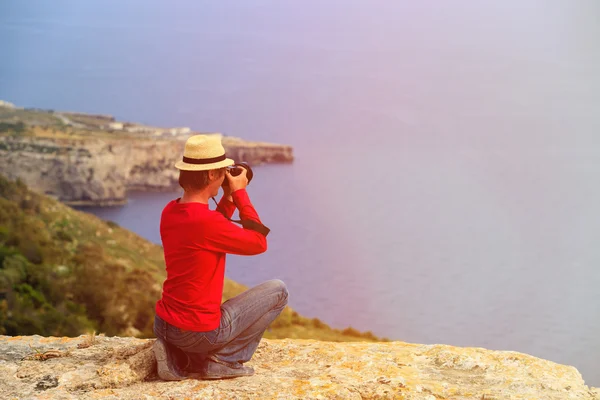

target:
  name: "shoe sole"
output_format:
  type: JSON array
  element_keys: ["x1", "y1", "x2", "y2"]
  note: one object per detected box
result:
[
  {"x1": 202, "y1": 359, "x2": 254, "y2": 380},
  {"x1": 153, "y1": 339, "x2": 186, "y2": 381},
  {"x1": 201, "y1": 372, "x2": 254, "y2": 380}
]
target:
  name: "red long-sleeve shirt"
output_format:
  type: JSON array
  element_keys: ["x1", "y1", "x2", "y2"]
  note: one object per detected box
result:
[{"x1": 155, "y1": 189, "x2": 267, "y2": 331}]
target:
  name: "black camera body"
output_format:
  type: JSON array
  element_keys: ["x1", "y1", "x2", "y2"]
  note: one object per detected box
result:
[
  {"x1": 222, "y1": 162, "x2": 253, "y2": 187},
  {"x1": 217, "y1": 162, "x2": 269, "y2": 236}
]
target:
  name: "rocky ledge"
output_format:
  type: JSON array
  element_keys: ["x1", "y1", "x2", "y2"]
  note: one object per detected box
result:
[{"x1": 1, "y1": 335, "x2": 598, "y2": 400}]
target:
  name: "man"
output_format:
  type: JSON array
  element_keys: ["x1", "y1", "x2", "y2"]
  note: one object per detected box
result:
[{"x1": 153, "y1": 134, "x2": 289, "y2": 380}]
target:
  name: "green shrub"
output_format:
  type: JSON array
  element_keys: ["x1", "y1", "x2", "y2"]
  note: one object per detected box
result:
[
  {"x1": 20, "y1": 241, "x2": 44, "y2": 264},
  {"x1": 341, "y1": 327, "x2": 363, "y2": 337},
  {"x1": 0, "y1": 253, "x2": 28, "y2": 288},
  {"x1": 0, "y1": 122, "x2": 25, "y2": 135},
  {"x1": 360, "y1": 330, "x2": 377, "y2": 340},
  {"x1": 14, "y1": 283, "x2": 47, "y2": 308},
  {"x1": 0, "y1": 226, "x2": 9, "y2": 243},
  {"x1": 0, "y1": 300, "x2": 7, "y2": 335},
  {"x1": 311, "y1": 318, "x2": 327, "y2": 329},
  {"x1": 105, "y1": 220, "x2": 119, "y2": 229},
  {"x1": 0, "y1": 245, "x2": 19, "y2": 267},
  {"x1": 269, "y1": 307, "x2": 293, "y2": 328},
  {"x1": 56, "y1": 230, "x2": 73, "y2": 242},
  {"x1": 290, "y1": 310, "x2": 305, "y2": 326}
]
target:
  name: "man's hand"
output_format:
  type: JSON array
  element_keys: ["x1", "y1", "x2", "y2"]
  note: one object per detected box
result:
[{"x1": 226, "y1": 168, "x2": 249, "y2": 193}]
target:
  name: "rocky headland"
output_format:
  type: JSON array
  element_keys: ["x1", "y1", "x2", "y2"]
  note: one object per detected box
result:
[
  {"x1": 0, "y1": 102, "x2": 293, "y2": 206},
  {"x1": 1, "y1": 335, "x2": 598, "y2": 400}
]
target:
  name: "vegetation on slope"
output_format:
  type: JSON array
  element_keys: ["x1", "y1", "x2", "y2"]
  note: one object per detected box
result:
[
  {"x1": 0, "y1": 107, "x2": 154, "y2": 140},
  {"x1": 0, "y1": 174, "x2": 386, "y2": 342}
]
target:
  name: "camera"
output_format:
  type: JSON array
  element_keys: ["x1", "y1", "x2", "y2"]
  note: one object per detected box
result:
[{"x1": 222, "y1": 162, "x2": 253, "y2": 187}]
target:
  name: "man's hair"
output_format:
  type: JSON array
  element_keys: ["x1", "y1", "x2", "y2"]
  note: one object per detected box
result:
[{"x1": 178, "y1": 168, "x2": 225, "y2": 192}]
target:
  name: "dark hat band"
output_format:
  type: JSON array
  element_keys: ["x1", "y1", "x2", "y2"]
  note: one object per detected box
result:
[{"x1": 183, "y1": 154, "x2": 227, "y2": 165}]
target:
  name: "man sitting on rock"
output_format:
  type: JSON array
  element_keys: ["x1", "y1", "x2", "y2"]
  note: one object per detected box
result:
[{"x1": 153, "y1": 134, "x2": 288, "y2": 380}]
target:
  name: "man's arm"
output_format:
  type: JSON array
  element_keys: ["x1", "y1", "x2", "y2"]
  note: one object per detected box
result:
[
  {"x1": 231, "y1": 189, "x2": 262, "y2": 224},
  {"x1": 201, "y1": 207, "x2": 267, "y2": 255},
  {"x1": 203, "y1": 168, "x2": 268, "y2": 254}
]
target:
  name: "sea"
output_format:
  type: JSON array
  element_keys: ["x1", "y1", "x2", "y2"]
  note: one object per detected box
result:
[{"x1": 1, "y1": 0, "x2": 599, "y2": 386}]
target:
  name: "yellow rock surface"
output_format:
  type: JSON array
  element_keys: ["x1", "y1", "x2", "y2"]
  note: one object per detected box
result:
[{"x1": 1, "y1": 335, "x2": 597, "y2": 399}]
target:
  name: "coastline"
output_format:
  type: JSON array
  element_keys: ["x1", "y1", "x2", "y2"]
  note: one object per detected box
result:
[{"x1": 0, "y1": 101, "x2": 293, "y2": 207}]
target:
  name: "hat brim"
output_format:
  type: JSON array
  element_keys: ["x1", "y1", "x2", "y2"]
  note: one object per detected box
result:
[{"x1": 174, "y1": 158, "x2": 235, "y2": 171}]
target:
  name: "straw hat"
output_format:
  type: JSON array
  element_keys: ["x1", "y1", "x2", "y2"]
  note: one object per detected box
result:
[{"x1": 174, "y1": 134, "x2": 235, "y2": 171}]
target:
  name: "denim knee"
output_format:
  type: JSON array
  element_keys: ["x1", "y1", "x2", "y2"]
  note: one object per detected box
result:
[{"x1": 270, "y1": 279, "x2": 288, "y2": 306}]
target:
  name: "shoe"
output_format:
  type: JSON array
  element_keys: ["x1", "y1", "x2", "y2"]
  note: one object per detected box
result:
[
  {"x1": 153, "y1": 338, "x2": 188, "y2": 381},
  {"x1": 200, "y1": 356, "x2": 255, "y2": 380}
]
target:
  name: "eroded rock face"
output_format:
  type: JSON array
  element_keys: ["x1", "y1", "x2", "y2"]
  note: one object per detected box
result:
[
  {"x1": 0, "y1": 135, "x2": 293, "y2": 206},
  {"x1": 1, "y1": 335, "x2": 598, "y2": 400}
]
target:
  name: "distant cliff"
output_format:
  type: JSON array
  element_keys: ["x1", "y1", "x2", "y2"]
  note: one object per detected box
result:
[
  {"x1": 0, "y1": 135, "x2": 292, "y2": 206},
  {"x1": 0, "y1": 103, "x2": 293, "y2": 206},
  {"x1": 1, "y1": 335, "x2": 598, "y2": 400}
]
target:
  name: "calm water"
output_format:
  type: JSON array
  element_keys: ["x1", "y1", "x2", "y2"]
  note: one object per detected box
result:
[{"x1": 2, "y1": 0, "x2": 600, "y2": 385}]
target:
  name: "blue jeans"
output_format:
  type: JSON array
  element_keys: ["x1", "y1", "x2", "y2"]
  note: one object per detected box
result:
[{"x1": 154, "y1": 279, "x2": 288, "y2": 365}]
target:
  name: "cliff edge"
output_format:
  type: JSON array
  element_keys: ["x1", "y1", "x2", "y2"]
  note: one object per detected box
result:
[{"x1": 1, "y1": 335, "x2": 598, "y2": 400}]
